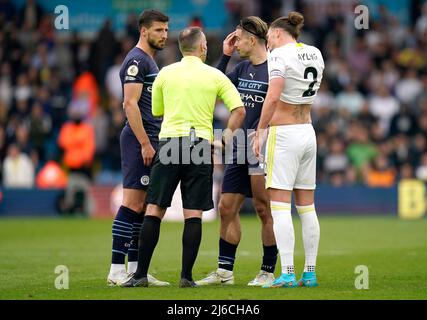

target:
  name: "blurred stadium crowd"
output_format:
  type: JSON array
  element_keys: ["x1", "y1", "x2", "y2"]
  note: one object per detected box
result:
[{"x1": 1, "y1": 0, "x2": 427, "y2": 191}]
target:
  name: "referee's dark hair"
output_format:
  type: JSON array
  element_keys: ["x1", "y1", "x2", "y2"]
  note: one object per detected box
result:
[
  {"x1": 138, "y1": 9, "x2": 169, "y2": 30},
  {"x1": 178, "y1": 27, "x2": 204, "y2": 54}
]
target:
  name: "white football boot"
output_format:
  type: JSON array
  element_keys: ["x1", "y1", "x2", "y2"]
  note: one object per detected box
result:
[
  {"x1": 107, "y1": 268, "x2": 129, "y2": 286},
  {"x1": 147, "y1": 274, "x2": 170, "y2": 286},
  {"x1": 195, "y1": 269, "x2": 235, "y2": 286},
  {"x1": 247, "y1": 270, "x2": 275, "y2": 287}
]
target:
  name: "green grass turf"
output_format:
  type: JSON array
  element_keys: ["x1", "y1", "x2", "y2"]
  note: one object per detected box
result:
[{"x1": 0, "y1": 215, "x2": 426, "y2": 300}]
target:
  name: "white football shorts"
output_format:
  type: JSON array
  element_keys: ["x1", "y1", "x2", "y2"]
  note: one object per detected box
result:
[{"x1": 264, "y1": 124, "x2": 317, "y2": 190}]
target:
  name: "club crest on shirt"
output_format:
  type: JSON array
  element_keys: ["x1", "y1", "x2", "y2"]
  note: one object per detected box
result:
[
  {"x1": 127, "y1": 65, "x2": 139, "y2": 76},
  {"x1": 141, "y1": 175, "x2": 150, "y2": 186}
]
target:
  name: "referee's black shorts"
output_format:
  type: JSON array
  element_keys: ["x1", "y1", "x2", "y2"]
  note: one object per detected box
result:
[{"x1": 146, "y1": 137, "x2": 214, "y2": 211}]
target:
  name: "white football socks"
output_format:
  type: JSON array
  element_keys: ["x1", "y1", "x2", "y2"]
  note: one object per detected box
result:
[
  {"x1": 109, "y1": 264, "x2": 126, "y2": 275},
  {"x1": 270, "y1": 201, "x2": 295, "y2": 275},
  {"x1": 127, "y1": 261, "x2": 138, "y2": 274},
  {"x1": 296, "y1": 204, "x2": 320, "y2": 273}
]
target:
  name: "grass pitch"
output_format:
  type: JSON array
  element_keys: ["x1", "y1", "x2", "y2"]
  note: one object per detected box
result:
[{"x1": 0, "y1": 215, "x2": 426, "y2": 300}]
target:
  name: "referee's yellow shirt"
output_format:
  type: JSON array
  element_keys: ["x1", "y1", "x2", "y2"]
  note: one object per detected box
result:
[{"x1": 152, "y1": 56, "x2": 243, "y2": 142}]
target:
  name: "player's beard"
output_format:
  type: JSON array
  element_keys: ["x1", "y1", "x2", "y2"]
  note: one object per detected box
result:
[
  {"x1": 148, "y1": 36, "x2": 166, "y2": 51},
  {"x1": 238, "y1": 50, "x2": 250, "y2": 59}
]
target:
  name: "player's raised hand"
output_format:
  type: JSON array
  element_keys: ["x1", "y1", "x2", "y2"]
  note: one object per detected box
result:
[
  {"x1": 141, "y1": 141, "x2": 155, "y2": 166},
  {"x1": 223, "y1": 31, "x2": 237, "y2": 56}
]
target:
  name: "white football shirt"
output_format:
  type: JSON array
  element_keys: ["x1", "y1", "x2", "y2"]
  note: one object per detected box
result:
[{"x1": 268, "y1": 42, "x2": 324, "y2": 105}]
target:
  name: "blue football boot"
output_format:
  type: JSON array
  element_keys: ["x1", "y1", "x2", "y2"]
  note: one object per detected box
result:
[
  {"x1": 263, "y1": 273, "x2": 297, "y2": 288},
  {"x1": 297, "y1": 272, "x2": 318, "y2": 287}
]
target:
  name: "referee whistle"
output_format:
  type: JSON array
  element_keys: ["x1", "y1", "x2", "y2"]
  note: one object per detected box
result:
[{"x1": 190, "y1": 127, "x2": 196, "y2": 148}]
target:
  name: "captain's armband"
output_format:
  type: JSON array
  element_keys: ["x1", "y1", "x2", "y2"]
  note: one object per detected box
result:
[{"x1": 270, "y1": 69, "x2": 285, "y2": 79}]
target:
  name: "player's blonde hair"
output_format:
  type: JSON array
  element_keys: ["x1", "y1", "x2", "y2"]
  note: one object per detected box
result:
[{"x1": 237, "y1": 16, "x2": 268, "y2": 43}]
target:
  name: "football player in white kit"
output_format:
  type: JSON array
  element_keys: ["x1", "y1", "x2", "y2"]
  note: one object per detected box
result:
[{"x1": 252, "y1": 11, "x2": 324, "y2": 288}]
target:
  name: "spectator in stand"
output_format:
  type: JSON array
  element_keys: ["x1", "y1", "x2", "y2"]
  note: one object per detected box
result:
[
  {"x1": 410, "y1": 134, "x2": 427, "y2": 168},
  {"x1": 2, "y1": 143, "x2": 34, "y2": 188},
  {"x1": 399, "y1": 163, "x2": 415, "y2": 179},
  {"x1": 396, "y1": 41, "x2": 427, "y2": 70},
  {"x1": 414, "y1": 72, "x2": 427, "y2": 114},
  {"x1": 345, "y1": 166, "x2": 358, "y2": 186},
  {"x1": 27, "y1": 101, "x2": 52, "y2": 162},
  {"x1": 72, "y1": 69, "x2": 100, "y2": 119},
  {"x1": 11, "y1": 99, "x2": 30, "y2": 121},
  {"x1": 14, "y1": 123, "x2": 32, "y2": 155},
  {"x1": 415, "y1": 3, "x2": 427, "y2": 37},
  {"x1": 389, "y1": 104, "x2": 418, "y2": 137},
  {"x1": 316, "y1": 132, "x2": 329, "y2": 182},
  {"x1": 19, "y1": 0, "x2": 43, "y2": 30},
  {"x1": 13, "y1": 73, "x2": 32, "y2": 109},
  {"x1": 91, "y1": 106, "x2": 109, "y2": 171},
  {"x1": 0, "y1": 62, "x2": 13, "y2": 110},
  {"x1": 370, "y1": 122, "x2": 386, "y2": 144},
  {"x1": 395, "y1": 69, "x2": 423, "y2": 106},
  {"x1": 415, "y1": 153, "x2": 427, "y2": 181},
  {"x1": 31, "y1": 42, "x2": 56, "y2": 72},
  {"x1": 335, "y1": 82, "x2": 365, "y2": 116},
  {"x1": 390, "y1": 134, "x2": 411, "y2": 169},
  {"x1": 189, "y1": 16, "x2": 204, "y2": 28},
  {"x1": 346, "y1": 125, "x2": 377, "y2": 177},
  {"x1": 0, "y1": 126, "x2": 7, "y2": 181},
  {"x1": 48, "y1": 75, "x2": 68, "y2": 131},
  {"x1": 106, "y1": 108, "x2": 125, "y2": 172},
  {"x1": 347, "y1": 36, "x2": 372, "y2": 77},
  {"x1": 357, "y1": 102, "x2": 378, "y2": 129},
  {"x1": 381, "y1": 60, "x2": 400, "y2": 90},
  {"x1": 363, "y1": 154, "x2": 396, "y2": 188},
  {"x1": 369, "y1": 84, "x2": 400, "y2": 135},
  {"x1": 36, "y1": 159, "x2": 68, "y2": 189},
  {"x1": 105, "y1": 54, "x2": 123, "y2": 101},
  {"x1": 0, "y1": 101, "x2": 8, "y2": 127},
  {"x1": 57, "y1": 104, "x2": 95, "y2": 177},
  {"x1": 417, "y1": 112, "x2": 427, "y2": 137},
  {"x1": 329, "y1": 171, "x2": 346, "y2": 187},
  {"x1": 323, "y1": 139, "x2": 349, "y2": 179},
  {"x1": 125, "y1": 13, "x2": 140, "y2": 43},
  {"x1": 90, "y1": 19, "x2": 119, "y2": 87},
  {"x1": 312, "y1": 81, "x2": 335, "y2": 113},
  {"x1": 57, "y1": 104, "x2": 95, "y2": 215}
]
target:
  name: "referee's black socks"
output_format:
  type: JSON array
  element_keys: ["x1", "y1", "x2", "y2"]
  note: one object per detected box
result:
[
  {"x1": 261, "y1": 244, "x2": 278, "y2": 273},
  {"x1": 133, "y1": 215, "x2": 161, "y2": 279},
  {"x1": 181, "y1": 217, "x2": 202, "y2": 281}
]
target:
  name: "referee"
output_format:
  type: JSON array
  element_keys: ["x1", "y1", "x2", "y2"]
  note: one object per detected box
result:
[{"x1": 122, "y1": 27, "x2": 246, "y2": 288}]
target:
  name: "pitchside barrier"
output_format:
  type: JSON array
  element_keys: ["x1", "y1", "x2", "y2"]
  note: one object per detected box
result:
[{"x1": 0, "y1": 179, "x2": 425, "y2": 220}]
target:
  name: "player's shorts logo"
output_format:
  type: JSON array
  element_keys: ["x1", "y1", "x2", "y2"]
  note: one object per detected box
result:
[
  {"x1": 127, "y1": 65, "x2": 139, "y2": 76},
  {"x1": 141, "y1": 175, "x2": 150, "y2": 186}
]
